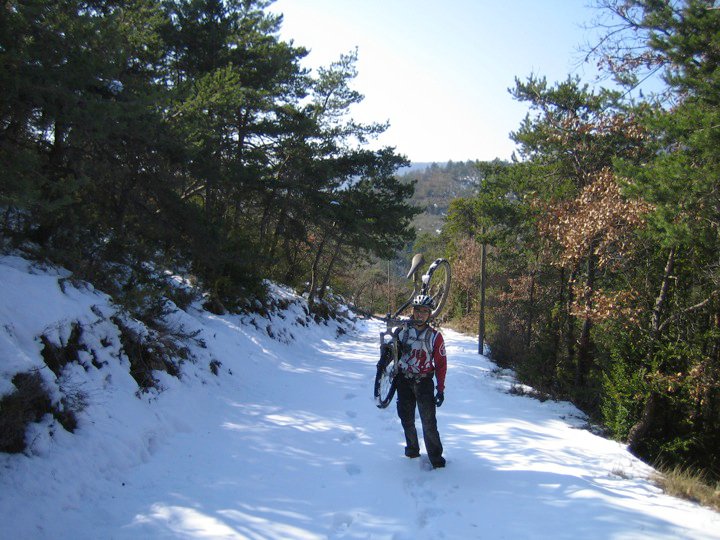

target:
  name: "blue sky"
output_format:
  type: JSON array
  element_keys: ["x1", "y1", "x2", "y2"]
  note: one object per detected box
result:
[{"x1": 269, "y1": 0, "x2": 609, "y2": 163}]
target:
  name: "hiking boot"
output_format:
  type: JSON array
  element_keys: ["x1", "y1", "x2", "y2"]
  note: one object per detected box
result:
[
  {"x1": 405, "y1": 448, "x2": 420, "y2": 458},
  {"x1": 431, "y1": 457, "x2": 446, "y2": 469}
]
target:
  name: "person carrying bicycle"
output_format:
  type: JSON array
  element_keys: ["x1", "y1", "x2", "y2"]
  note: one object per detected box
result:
[{"x1": 394, "y1": 294, "x2": 447, "y2": 468}]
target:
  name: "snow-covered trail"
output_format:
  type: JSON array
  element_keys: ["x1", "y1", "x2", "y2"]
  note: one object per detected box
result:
[
  {"x1": 73, "y1": 317, "x2": 720, "y2": 539},
  {"x1": 1, "y1": 257, "x2": 719, "y2": 540}
]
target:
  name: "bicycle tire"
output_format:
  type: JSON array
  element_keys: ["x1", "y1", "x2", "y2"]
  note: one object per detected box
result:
[
  {"x1": 374, "y1": 344, "x2": 397, "y2": 408},
  {"x1": 423, "y1": 258, "x2": 452, "y2": 318}
]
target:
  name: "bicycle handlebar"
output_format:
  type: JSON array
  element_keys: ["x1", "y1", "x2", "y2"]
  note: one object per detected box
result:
[{"x1": 380, "y1": 316, "x2": 424, "y2": 329}]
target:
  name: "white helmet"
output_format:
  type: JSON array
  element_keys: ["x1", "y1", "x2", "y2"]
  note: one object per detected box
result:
[{"x1": 412, "y1": 294, "x2": 434, "y2": 309}]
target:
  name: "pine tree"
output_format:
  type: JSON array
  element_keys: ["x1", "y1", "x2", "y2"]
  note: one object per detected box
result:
[{"x1": 591, "y1": 0, "x2": 720, "y2": 469}]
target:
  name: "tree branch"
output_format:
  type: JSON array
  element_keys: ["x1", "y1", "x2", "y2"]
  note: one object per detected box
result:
[{"x1": 657, "y1": 290, "x2": 720, "y2": 333}]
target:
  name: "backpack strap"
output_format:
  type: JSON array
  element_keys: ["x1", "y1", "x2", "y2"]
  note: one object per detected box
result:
[
  {"x1": 423, "y1": 327, "x2": 437, "y2": 363},
  {"x1": 399, "y1": 325, "x2": 436, "y2": 363},
  {"x1": 396, "y1": 324, "x2": 411, "y2": 353}
]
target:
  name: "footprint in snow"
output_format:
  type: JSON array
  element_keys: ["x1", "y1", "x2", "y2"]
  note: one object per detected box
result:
[
  {"x1": 329, "y1": 512, "x2": 354, "y2": 538},
  {"x1": 339, "y1": 432, "x2": 358, "y2": 444},
  {"x1": 417, "y1": 507, "x2": 446, "y2": 530},
  {"x1": 403, "y1": 476, "x2": 436, "y2": 503},
  {"x1": 345, "y1": 463, "x2": 362, "y2": 476}
]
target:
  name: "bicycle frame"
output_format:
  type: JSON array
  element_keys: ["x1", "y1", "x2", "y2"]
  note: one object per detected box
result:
[
  {"x1": 378, "y1": 253, "x2": 429, "y2": 366},
  {"x1": 390, "y1": 253, "x2": 425, "y2": 319}
]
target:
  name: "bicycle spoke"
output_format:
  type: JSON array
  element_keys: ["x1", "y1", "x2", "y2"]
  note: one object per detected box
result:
[
  {"x1": 374, "y1": 345, "x2": 397, "y2": 408},
  {"x1": 423, "y1": 259, "x2": 451, "y2": 318}
]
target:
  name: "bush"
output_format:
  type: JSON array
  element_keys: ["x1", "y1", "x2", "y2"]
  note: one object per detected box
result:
[
  {"x1": 601, "y1": 350, "x2": 645, "y2": 441},
  {"x1": 111, "y1": 316, "x2": 188, "y2": 391},
  {"x1": 0, "y1": 371, "x2": 80, "y2": 454},
  {"x1": 0, "y1": 372, "x2": 52, "y2": 453},
  {"x1": 40, "y1": 322, "x2": 86, "y2": 376}
]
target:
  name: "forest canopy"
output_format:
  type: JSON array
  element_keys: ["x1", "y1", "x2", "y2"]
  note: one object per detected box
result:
[
  {"x1": 0, "y1": 0, "x2": 418, "y2": 314},
  {"x1": 437, "y1": 0, "x2": 720, "y2": 482}
]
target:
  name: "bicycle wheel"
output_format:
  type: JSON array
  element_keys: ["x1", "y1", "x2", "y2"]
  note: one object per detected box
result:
[
  {"x1": 423, "y1": 258, "x2": 452, "y2": 318},
  {"x1": 374, "y1": 344, "x2": 398, "y2": 408}
]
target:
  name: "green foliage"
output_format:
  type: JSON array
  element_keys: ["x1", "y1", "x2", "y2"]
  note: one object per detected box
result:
[
  {"x1": 1, "y1": 0, "x2": 414, "y2": 317},
  {"x1": 601, "y1": 344, "x2": 647, "y2": 440},
  {"x1": 429, "y1": 0, "x2": 720, "y2": 482}
]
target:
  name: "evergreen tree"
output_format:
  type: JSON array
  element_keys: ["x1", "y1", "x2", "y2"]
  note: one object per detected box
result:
[
  {"x1": 0, "y1": 0, "x2": 183, "y2": 270},
  {"x1": 500, "y1": 76, "x2": 651, "y2": 401},
  {"x1": 591, "y1": 0, "x2": 720, "y2": 471},
  {"x1": 1, "y1": 0, "x2": 417, "y2": 316},
  {"x1": 445, "y1": 160, "x2": 518, "y2": 353}
]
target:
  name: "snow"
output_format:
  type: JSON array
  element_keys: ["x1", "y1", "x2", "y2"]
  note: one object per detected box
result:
[{"x1": 1, "y1": 255, "x2": 719, "y2": 539}]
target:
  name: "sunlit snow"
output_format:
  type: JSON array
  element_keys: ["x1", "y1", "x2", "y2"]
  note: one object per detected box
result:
[{"x1": 1, "y1": 255, "x2": 718, "y2": 539}]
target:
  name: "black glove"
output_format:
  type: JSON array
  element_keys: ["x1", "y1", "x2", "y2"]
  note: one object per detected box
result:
[{"x1": 435, "y1": 391, "x2": 444, "y2": 408}]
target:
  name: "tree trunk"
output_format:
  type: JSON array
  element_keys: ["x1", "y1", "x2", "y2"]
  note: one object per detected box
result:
[
  {"x1": 49, "y1": 116, "x2": 66, "y2": 176},
  {"x1": 318, "y1": 241, "x2": 342, "y2": 302},
  {"x1": 576, "y1": 243, "x2": 597, "y2": 389},
  {"x1": 627, "y1": 247, "x2": 676, "y2": 454},
  {"x1": 526, "y1": 266, "x2": 536, "y2": 350},
  {"x1": 552, "y1": 267, "x2": 566, "y2": 373},
  {"x1": 478, "y1": 241, "x2": 487, "y2": 355},
  {"x1": 626, "y1": 392, "x2": 658, "y2": 454},
  {"x1": 201, "y1": 151, "x2": 219, "y2": 225},
  {"x1": 576, "y1": 318, "x2": 592, "y2": 388},
  {"x1": 712, "y1": 310, "x2": 720, "y2": 365},
  {"x1": 566, "y1": 267, "x2": 577, "y2": 368},
  {"x1": 307, "y1": 234, "x2": 327, "y2": 309},
  {"x1": 707, "y1": 309, "x2": 720, "y2": 428},
  {"x1": 267, "y1": 202, "x2": 289, "y2": 265},
  {"x1": 258, "y1": 190, "x2": 277, "y2": 248},
  {"x1": 651, "y1": 247, "x2": 675, "y2": 339},
  {"x1": 282, "y1": 236, "x2": 303, "y2": 284}
]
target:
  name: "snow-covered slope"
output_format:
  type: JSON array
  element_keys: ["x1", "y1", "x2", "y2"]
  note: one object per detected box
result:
[{"x1": 1, "y1": 255, "x2": 719, "y2": 539}]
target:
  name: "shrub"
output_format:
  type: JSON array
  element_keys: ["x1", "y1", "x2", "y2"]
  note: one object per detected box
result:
[
  {"x1": 0, "y1": 372, "x2": 52, "y2": 453},
  {"x1": 0, "y1": 371, "x2": 81, "y2": 454},
  {"x1": 40, "y1": 322, "x2": 86, "y2": 376},
  {"x1": 111, "y1": 316, "x2": 185, "y2": 390}
]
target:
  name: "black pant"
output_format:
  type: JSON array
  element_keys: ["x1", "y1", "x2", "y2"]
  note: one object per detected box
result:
[{"x1": 396, "y1": 375, "x2": 444, "y2": 466}]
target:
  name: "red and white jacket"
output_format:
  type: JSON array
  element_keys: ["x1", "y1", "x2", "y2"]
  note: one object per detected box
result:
[{"x1": 397, "y1": 325, "x2": 447, "y2": 392}]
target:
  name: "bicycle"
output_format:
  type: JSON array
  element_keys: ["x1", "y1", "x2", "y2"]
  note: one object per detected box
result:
[{"x1": 373, "y1": 254, "x2": 451, "y2": 409}]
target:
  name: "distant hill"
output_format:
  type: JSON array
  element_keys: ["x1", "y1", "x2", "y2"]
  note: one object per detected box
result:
[
  {"x1": 397, "y1": 161, "x2": 485, "y2": 234},
  {"x1": 396, "y1": 162, "x2": 435, "y2": 174}
]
